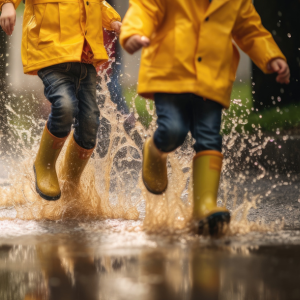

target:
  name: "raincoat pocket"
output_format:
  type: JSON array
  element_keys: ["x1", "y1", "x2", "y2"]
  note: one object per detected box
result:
[
  {"x1": 27, "y1": 3, "x2": 46, "y2": 49},
  {"x1": 27, "y1": 1, "x2": 82, "y2": 50},
  {"x1": 27, "y1": 2, "x2": 60, "y2": 50},
  {"x1": 37, "y1": 3, "x2": 61, "y2": 49}
]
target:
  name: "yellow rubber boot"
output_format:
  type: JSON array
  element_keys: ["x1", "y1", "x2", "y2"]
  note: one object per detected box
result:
[
  {"x1": 34, "y1": 125, "x2": 68, "y2": 201},
  {"x1": 142, "y1": 137, "x2": 168, "y2": 194},
  {"x1": 193, "y1": 150, "x2": 230, "y2": 235},
  {"x1": 60, "y1": 135, "x2": 95, "y2": 184}
]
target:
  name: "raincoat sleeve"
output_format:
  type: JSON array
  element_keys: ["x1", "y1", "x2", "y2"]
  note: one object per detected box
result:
[
  {"x1": 120, "y1": 0, "x2": 166, "y2": 47},
  {"x1": 101, "y1": 1, "x2": 121, "y2": 31},
  {"x1": 0, "y1": 0, "x2": 22, "y2": 11},
  {"x1": 232, "y1": 0, "x2": 286, "y2": 74}
]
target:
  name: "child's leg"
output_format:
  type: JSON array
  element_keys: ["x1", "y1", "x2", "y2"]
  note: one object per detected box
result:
[
  {"x1": 60, "y1": 64, "x2": 100, "y2": 183},
  {"x1": 154, "y1": 93, "x2": 191, "y2": 152},
  {"x1": 143, "y1": 93, "x2": 191, "y2": 194},
  {"x1": 40, "y1": 64, "x2": 79, "y2": 138},
  {"x1": 34, "y1": 63, "x2": 79, "y2": 200},
  {"x1": 190, "y1": 96, "x2": 222, "y2": 153},
  {"x1": 190, "y1": 96, "x2": 230, "y2": 235},
  {"x1": 73, "y1": 64, "x2": 99, "y2": 150}
]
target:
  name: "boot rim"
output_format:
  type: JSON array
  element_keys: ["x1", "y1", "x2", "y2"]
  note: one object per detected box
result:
[
  {"x1": 71, "y1": 133, "x2": 96, "y2": 154},
  {"x1": 194, "y1": 150, "x2": 223, "y2": 160},
  {"x1": 33, "y1": 165, "x2": 61, "y2": 201},
  {"x1": 45, "y1": 123, "x2": 69, "y2": 142}
]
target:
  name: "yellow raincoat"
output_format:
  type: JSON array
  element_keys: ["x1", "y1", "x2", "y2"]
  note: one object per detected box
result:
[
  {"x1": 120, "y1": 0, "x2": 286, "y2": 108},
  {"x1": 0, "y1": 0, "x2": 121, "y2": 74}
]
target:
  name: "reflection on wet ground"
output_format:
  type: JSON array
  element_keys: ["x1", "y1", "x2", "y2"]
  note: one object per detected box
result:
[
  {"x1": 1, "y1": 162, "x2": 300, "y2": 300},
  {"x1": 0, "y1": 219, "x2": 300, "y2": 300}
]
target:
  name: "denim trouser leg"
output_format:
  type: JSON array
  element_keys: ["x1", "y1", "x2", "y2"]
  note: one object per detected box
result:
[
  {"x1": 153, "y1": 93, "x2": 223, "y2": 153},
  {"x1": 38, "y1": 64, "x2": 77, "y2": 138},
  {"x1": 154, "y1": 94, "x2": 190, "y2": 152},
  {"x1": 190, "y1": 96, "x2": 223, "y2": 153},
  {"x1": 38, "y1": 63, "x2": 100, "y2": 149},
  {"x1": 74, "y1": 64, "x2": 100, "y2": 149}
]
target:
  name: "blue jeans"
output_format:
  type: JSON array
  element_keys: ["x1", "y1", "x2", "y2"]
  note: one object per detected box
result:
[
  {"x1": 153, "y1": 93, "x2": 223, "y2": 153},
  {"x1": 38, "y1": 63, "x2": 100, "y2": 149}
]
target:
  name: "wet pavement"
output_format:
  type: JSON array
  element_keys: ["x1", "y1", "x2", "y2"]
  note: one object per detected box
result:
[
  {"x1": 1, "y1": 216, "x2": 300, "y2": 300},
  {"x1": 1, "y1": 162, "x2": 300, "y2": 299}
]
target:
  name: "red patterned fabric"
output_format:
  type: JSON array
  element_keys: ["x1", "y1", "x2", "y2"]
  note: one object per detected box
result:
[
  {"x1": 96, "y1": 29, "x2": 116, "y2": 75},
  {"x1": 81, "y1": 40, "x2": 94, "y2": 64}
]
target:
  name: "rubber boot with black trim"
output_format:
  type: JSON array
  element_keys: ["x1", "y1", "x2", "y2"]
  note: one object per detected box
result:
[{"x1": 193, "y1": 150, "x2": 230, "y2": 236}]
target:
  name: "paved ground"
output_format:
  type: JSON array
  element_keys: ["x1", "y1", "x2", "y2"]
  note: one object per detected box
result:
[
  {"x1": 1, "y1": 127, "x2": 300, "y2": 300},
  {"x1": 1, "y1": 218, "x2": 300, "y2": 300},
  {"x1": 1, "y1": 169, "x2": 300, "y2": 300},
  {"x1": 221, "y1": 171, "x2": 300, "y2": 229}
]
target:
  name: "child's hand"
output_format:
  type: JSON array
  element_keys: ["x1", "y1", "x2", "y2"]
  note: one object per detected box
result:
[
  {"x1": 111, "y1": 21, "x2": 122, "y2": 35},
  {"x1": 267, "y1": 58, "x2": 290, "y2": 84},
  {"x1": 124, "y1": 35, "x2": 150, "y2": 54},
  {"x1": 0, "y1": 3, "x2": 16, "y2": 36}
]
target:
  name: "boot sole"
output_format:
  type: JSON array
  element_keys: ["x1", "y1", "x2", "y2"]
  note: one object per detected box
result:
[
  {"x1": 197, "y1": 212, "x2": 231, "y2": 237},
  {"x1": 142, "y1": 144, "x2": 168, "y2": 195},
  {"x1": 142, "y1": 174, "x2": 168, "y2": 195},
  {"x1": 33, "y1": 165, "x2": 61, "y2": 201}
]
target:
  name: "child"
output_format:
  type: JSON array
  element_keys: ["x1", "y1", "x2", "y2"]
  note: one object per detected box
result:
[
  {"x1": 120, "y1": 0, "x2": 290, "y2": 234},
  {"x1": 0, "y1": 0, "x2": 122, "y2": 200}
]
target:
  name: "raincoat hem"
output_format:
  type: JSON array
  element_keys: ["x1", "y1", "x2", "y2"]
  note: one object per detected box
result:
[
  {"x1": 137, "y1": 81, "x2": 232, "y2": 109},
  {"x1": 24, "y1": 56, "x2": 108, "y2": 75}
]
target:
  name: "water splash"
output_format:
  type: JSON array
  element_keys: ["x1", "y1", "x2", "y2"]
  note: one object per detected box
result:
[{"x1": 0, "y1": 38, "x2": 289, "y2": 236}]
